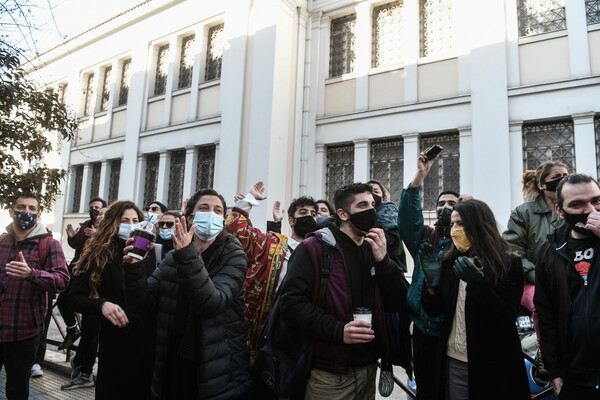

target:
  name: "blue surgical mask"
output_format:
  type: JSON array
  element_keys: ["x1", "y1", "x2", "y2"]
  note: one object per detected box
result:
[
  {"x1": 117, "y1": 223, "x2": 135, "y2": 241},
  {"x1": 192, "y1": 211, "x2": 224, "y2": 241},
  {"x1": 146, "y1": 212, "x2": 159, "y2": 224},
  {"x1": 159, "y1": 229, "x2": 174, "y2": 240}
]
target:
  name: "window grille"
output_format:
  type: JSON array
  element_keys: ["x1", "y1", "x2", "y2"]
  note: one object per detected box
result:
[
  {"x1": 517, "y1": 0, "x2": 566, "y2": 37},
  {"x1": 71, "y1": 165, "x2": 83, "y2": 213},
  {"x1": 196, "y1": 145, "x2": 216, "y2": 191},
  {"x1": 118, "y1": 59, "x2": 131, "y2": 106},
  {"x1": 154, "y1": 44, "x2": 170, "y2": 96},
  {"x1": 329, "y1": 15, "x2": 356, "y2": 78},
  {"x1": 144, "y1": 154, "x2": 160, "y2": 208},
  {"x1": 596, "y1": 116, "x2": 600, "y2": 179},
  {"x1": 83, "y1": 73, "x2": 94, "y2": 116},
  {"x1": 108, "y1": 159, "x2": 121, "y2": 205},
  {"x1": 420, "y1": 133, "x2": 460, "y2": 210},
  {"x1": 372, "y1": 2, "x2": 404, "y2": 68},
  {"x1": 587, "y1": 0, "x2": 600, "y2": 24},
  {"x1": 419, "y1": 0, "x2": 455, "y2": 58},
  {"x1": 57, "y1": 83, "x2": 67, "y2": 104},
  {"x1": 326, "y1": 144, "x2": 355, "y2": 204},
  {"x1": 100, "y1": 66, "x2": 112, "y2": 111},
  {"x1": 522, "y1": 120, "x2": 575, "y2": 171},
  {"x1": 168, "y1": 150, "x2": 186, "y2": 210},
  {"x1": 370, "y1": 138, "x2": 404, "y2": 204},
  {"x1": 178, "y1": 35, "x2": 195, "y2": 89},
  {"x1": 205, "y1": 24, "x2": 224, "y2": 81},
  {"x1": 90, "y1": 162, "x2": 101, "y2": 199}
]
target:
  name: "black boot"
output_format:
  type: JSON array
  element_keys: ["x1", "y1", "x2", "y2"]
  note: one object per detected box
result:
[{"x1": 58, "y1": 326, "x2": 81, "y2": 350}]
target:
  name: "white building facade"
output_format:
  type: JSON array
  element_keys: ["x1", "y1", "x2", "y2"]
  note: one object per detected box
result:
[{"x1": 25, "y1": 0, "x2": 600, "y2": 258}]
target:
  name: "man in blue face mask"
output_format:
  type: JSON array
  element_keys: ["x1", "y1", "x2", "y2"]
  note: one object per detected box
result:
[{"x1": 0, "y1": 192, "x2": 70, "y2": 398}]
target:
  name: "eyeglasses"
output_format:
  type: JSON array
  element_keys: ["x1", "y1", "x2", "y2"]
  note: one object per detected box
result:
[
  {"x1": 158, "y1": 221, "x2": 175, "y2": 228},
  {"x1": 148, "y1": 206, "x2": 160, "y2": 212}
]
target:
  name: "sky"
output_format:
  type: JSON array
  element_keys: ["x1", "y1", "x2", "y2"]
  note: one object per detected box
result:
[{"x1": 1, "y1": 0, "x2": 144, "y2": 60}]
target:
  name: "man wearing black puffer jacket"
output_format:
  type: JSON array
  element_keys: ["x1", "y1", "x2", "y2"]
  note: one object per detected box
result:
[
  {"x1": 535, "y1": 174, "x2": 600, "y2": 399},
  {"x1": 124, "y1": 189, "x2": 252, "y2": 400}
]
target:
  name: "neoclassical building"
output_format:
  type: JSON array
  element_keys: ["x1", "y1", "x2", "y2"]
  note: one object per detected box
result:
[{"x1": 24, "y1": 0, "x2": 600, "y2": 259}]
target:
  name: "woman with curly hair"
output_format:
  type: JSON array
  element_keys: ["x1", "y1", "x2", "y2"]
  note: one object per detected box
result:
[{"x1": 66, "y1": 200, "x2": 156, "y2": 399}]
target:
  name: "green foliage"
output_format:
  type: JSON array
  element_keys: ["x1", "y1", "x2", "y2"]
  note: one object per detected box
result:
[{"x1": 0, "y1": 46, "x2": 77, "y2": 210}]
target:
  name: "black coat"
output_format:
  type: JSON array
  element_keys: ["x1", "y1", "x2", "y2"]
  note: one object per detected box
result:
[
  {"x1": 125, "y1": 234, "x2": 252, "y2": 400},
  {"x1": 422, "y1": 253, "x2": 530, "y2": 400},
  {"x1": 66, "y1": 237, "x2": 156, "y2": 400}
]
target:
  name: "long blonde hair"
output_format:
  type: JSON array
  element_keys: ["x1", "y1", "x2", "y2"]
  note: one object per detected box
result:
[
  {"x1": 521, "y1": 161, "x2": 569, "y2": 202},
  {"x1": 73, "y1": 200, "x2": 144, "y2": 297}
]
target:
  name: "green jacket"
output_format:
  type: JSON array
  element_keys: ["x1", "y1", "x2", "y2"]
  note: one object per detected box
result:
[{"x1": 502, "y1": 195, "x2": 563, "y2": 284}]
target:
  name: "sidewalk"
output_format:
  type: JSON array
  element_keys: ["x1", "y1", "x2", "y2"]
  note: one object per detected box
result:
[{"x1": 0, "y1": 366, "x2": 94, "y2": 400}]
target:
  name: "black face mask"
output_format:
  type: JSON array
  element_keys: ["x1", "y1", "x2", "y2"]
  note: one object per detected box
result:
[
  {"x1": 373, "y1": 194, "x2": 383, "y2": 208},
  {"x1": 89, "y1": 208, "x2": 100, "y2": 222},
  {"x1": 345, "y1": 208, "x2": 378, "y2": 234},
  {"x1": 293, "y1": 215, "x2": 317, "y2": 238},
  {"x1": 544, "y1": 178, "x2": 561, "y2": 192},
  {"x1": 561, "y1": 209, "x2": 593, "y2": 236},
  {"x1": 436, "y1": 206, "x2": 453, "y2": 227},
  {"x1": 12, "y1": 211, "x2": 37, "y2": 231}
]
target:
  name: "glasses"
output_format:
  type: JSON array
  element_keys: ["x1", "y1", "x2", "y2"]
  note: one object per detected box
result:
[
  {"x1": 148, "y1": 206, "x2": 160, "y2": 212},
  {"x1": 158, "y1": 221, "x2": 175, "y2": 228}
]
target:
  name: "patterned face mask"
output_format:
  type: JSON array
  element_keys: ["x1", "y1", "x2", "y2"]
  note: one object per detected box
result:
[
  {"x1": 12, "y1": 211, "x2": 37, "y2": 230},
  {"x1": 450, "y1": 227, "x2": 471, "y2": 252}
]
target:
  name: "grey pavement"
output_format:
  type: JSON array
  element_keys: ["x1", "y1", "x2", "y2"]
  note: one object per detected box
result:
[{"x1": 0, "y1": 366, "x2": 94, "y2": 400}]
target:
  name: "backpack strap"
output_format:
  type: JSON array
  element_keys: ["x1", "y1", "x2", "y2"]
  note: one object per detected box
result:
[
  {"x1": 38, "y1": 236, "x2": 52, "y2": 269},
  {"x1": 317, "y1": 244, "x2": 334, "y2": 308}
]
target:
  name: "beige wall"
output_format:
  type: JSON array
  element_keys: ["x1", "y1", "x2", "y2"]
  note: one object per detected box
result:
[
  {"x1": 111, "y1": 109, "x2": 127, "y2": 137},
  {"x1": 417, "y1": 58, "x2": 458, "y2": 100},
  {"x1": 519, "y1": 36, "x2": 570, "y2": 84},
  {"x1": 60, "y1": 216, "x2": 88, "y2": 261},
  {"x1": 92, "y1": 114, "x2": 108, "y2": 141},
  {"x1": 77, "y1": 118, "x2": 92, "y2": 143},
  {"x1": 171, "y1": 92, "x2": 191, "y2": 124},
  {"x1": 589, "y1": 30, "x2": 600, "y2": 75},
  {"x1": 369, "y1": 69, "x2": 404, "y2": 109},
  {"x1": 325, "y1": 79, "x2": 356, "y2": 115},
  {"x1": 147, "y1": 99, "x2": 165, "y2": 130},
  {"x1": 198, "y1": 85, "x2": 220, "y2": 117}
]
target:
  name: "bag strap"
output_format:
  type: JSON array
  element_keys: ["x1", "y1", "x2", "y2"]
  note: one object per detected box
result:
[
  {"x1": 317, "y1": 244, "x2": 334, "y2": 308},
  {"x1": 38, "y1": 236, "x2": 52, "y2": 269}
]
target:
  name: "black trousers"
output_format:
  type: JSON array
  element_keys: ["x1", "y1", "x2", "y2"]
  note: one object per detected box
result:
[
  {"x1": 73, "y1": 313, "x2": 100, "y2": 375},
  {"x1": 0, "y1": 335, "x2": 40, "y2": 400},
  {"x1": 413, "y1": 325, "x2": 440, "y2": 400},
  {"x1": 56, "y1": 282, "x2": 77, "y2": 328},
  {"x1": 35, "y1": 294, "x2": 55, "y2": 365}
]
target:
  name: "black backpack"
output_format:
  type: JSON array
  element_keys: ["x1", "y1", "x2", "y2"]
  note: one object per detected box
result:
[{"x1": 255, "y1": 244, "x2": 334, "y2": 399}]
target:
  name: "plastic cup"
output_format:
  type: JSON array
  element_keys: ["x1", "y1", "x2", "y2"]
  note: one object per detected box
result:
[
  {"x1": 129, "y1": 227, "x2": 155, "y2": 260},
  {"x1": 353, "y1": 307, "x2": 372, "y2": 324}
]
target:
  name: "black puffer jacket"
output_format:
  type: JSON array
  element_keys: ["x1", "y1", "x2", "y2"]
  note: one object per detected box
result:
[{"x1": 125, "y1": 234, "x2": 252, "y2": 400}]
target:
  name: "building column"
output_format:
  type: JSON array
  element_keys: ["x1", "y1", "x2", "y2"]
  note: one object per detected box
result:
[
  {"x1": 188, "y1": 26, "x2": 205, "y2": 120},
  {"x1": 353, "y1": 139, "x2": 370, "y2": 183},
  {"x1": 163, "y1": 36, "x2": 178, "y2": 125},
  {"x1": 316, "y1": 15, "x2": 330, "y2": 117},
  {"x1": 314, "y1": 144, "x2": 327, "y2": 199},
  {"x1": 402, "y1": 0, "x2": 419, "y2": 103},
  {"x1": 183, "y1": 146, "x2": 198, "y2": 201},
  {"x1": 505, "y1": 0, "x2": 520, "y2": 87},
  {"x1": 573, "y1": 113, "x2": 597, "y2": 177},
  {"x1": 156, "y1": 151, "x2": 171, "y2": 204},
  {"x1": 98, "y1": 160, "x2": 110, "y2": 202},
  {"x1": 65, "y1": 168, "x2": 78, "y2": 214},
  {"x1": 566, "y1": 0, "x2": 591, "y2": 78},
  {"x1": 508, "y1": 121, "x2": 524, "y2": 208},
  {"x1": 402, "y1": 132, "x2": 419, "y2": 186},
  {"x1": 458, "y1": 127, "x2": 473, "y2": 195},
  {"x1": 135, "y1": 155, "x2": 147, "y2": 206},
  {"x1": 79, "y1": 163, "x2": 91, "y2": 213},
  {"x1": 105, "y1": 59, "x2": 118, "y2": 138},
  {"x1": 354, "y1": 2, "x2": 370, "y2": 112}
]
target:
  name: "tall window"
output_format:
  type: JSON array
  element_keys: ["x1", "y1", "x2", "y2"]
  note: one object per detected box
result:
[
  {"x1": 372, "y1": 2, "x2": 404, "y2": 68},
  {"x1": 595, "y1": 116, "x2": 600, "y2": 179},
  {"x1": 205, "y1": 24, "x2": 224, "y2": 81},
  {"x1": 326, "y1": 144, "x2": 354, "y2": 204},
  {"x1": 196, "y1": 145, "x2": 216, "y2": 190},
  {"x1": 420, "y1": 133, "x2": 460, "y2": 210},
  {"x1": 370, "y1": 138, "x2": 404, "y2": 204},
  {"x1": 178, "y1": 34, "x2": 195, "y2": 89},
  {"x1": 522, "y1": 120, "x2": 575, "y2": 171},
  {"x1": 90, "y1": 162, "x2": 101, "y2": 199},
  {"x1": 168, "y1": 150, "x2": 186, "y2": 210},
  {"x1": 57, "y1": 83, "x2": 68, "y2": 104},
  {"x1": 100, "y1": 66, "x2": 112, "y2": 111},
  {"x1": 154, "y1": 44, "x2": 170, "y2": 95},
  {"x1": 419, "y1": 0, "x2": 455, "y2": 58},
  {"x1": 118, "y1": 59, "x2": 131, "y2": 106},
  {"x1": 329, "y1": 15, "x2": 356, "y2": 78},
  {"x1": 144, "y1": 154, "x2": 159, "y2": 207},
  {"x1": 587, "y1": 0, "x2": 600, "y2": 24},
  {"x1": 71, "y1": 165, "x2": 84, "y2": 213},
  {"x1": 83, "y1": 73, "x2": 94, "y2": 116},
  {"x1": 517, "y1": 0, "x2": 566, "y2": 37},
  {"x1": 108, "y1": 159, "x2": 121, "y2": 204}
]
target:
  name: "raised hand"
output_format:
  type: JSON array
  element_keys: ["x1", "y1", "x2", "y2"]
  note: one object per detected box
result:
[
  {"x1": 249, "y1": 181, "x2": 267, "y2": 201},
  {"x1": 364, "y1": 228, "x2": 387, "y2": 262},
  {"x1": 66, "y1": 224, "x2": 77, "y2": 238},
  {"x1": 172, "y1": 216, "x2": 197, "y2": 250},
  {"x1": 418, "y1": 243, "x2": 443, "y2": 287},
  {"x1": 233, "y1": 193, "x2": 245, "y2": 203},
  {"x1": 273, "y1": 200, "x2": 285, "y2": 222},
  {"x1": 453, "y1": 256, "x2": 484, "y2": 284}
]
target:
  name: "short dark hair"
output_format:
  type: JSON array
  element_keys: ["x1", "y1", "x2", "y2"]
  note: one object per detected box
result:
[
  {"x1": 89, "y1": 197, "x2": 107, "y2": 208},
  {"x1": 184, "y1": 189, "x2": 227, "y2": 217},
  {"x1": 287, "y1": 196, "x2": 318, "y2": 219},
  {"x1": 316, "y1": 199, "x2": 335, "y2": 216},
  {"x1": 437, "y1": 190, "x2": 460, "y2": 203},
  {"x1": 160, "y1": 211, "x2": 182, "y2": 220},
  {"x1": 556, "y1": 173, "x2": 600, "y2": 209},
  {"x1": 334, "y1": 183, "x2": 374, "y2": 213},
  {"x1": 11, "y1": 192, "x2": 41, "y2": 211},
  {"x1": 148, "y1": 200, "x2": 168, "y2": 213}
]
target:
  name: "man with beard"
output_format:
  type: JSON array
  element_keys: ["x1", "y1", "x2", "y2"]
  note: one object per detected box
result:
[{"x1": 398, "y1": 152, "x2": 470, "y2": 400}]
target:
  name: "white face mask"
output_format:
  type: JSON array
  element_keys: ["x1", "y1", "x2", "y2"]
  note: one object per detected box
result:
[{"x1": 117, "y1": 223, "x2": 136, "y2": 240}]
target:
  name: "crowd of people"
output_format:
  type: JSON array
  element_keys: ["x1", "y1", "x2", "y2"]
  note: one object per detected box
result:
[{"x1": 1, "y1": 150, "x2": 600, "y2": 400}]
